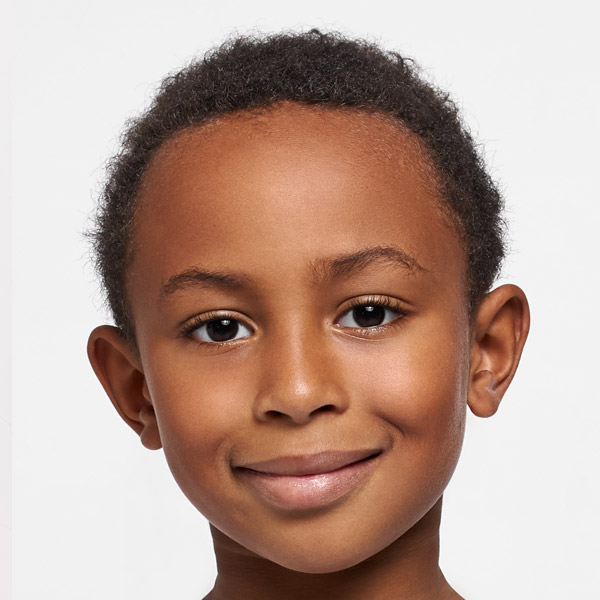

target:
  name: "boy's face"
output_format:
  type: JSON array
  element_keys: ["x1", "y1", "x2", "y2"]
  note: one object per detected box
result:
[{"x1": 126, "y1": 105, "x2": 472, "y2": 572}]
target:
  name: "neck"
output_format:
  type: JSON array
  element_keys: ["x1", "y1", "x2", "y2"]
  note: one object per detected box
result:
[{"x1": 204, "y1": 499, "x2": 463, "y2": 600}]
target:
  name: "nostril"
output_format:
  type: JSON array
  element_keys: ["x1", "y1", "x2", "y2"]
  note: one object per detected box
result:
[
  {"x1": 262, "y1": 403, "x2": 338, "y2": 423},
  {"x1": 310, "y1": 404, "x2": 336, "y2": 416},
  {"x1": 264, "y1": 409, "x2": 288, "y2": 419}
]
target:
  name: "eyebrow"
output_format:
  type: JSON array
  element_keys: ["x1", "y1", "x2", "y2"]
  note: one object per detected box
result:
[
  {"x1": 159, "y1": 245, "x2": 424, "y2": 300},
  {"x1": 310, "y1": 245, "x2": 425, "y2": 283},
  {"x1": 160, "y1": 268, "x2": 251, "y2": 299}
]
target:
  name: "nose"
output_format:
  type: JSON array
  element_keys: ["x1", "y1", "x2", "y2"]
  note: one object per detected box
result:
[{"x1": 253, "y1": 326, "x2": 349, "y2": 425}]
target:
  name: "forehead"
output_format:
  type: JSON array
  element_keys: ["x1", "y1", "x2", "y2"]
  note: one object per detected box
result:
[
  {"x1": 129, "y1": 104, "x2": 465, "y2": 313},
  {"x1": 141, "y1": 104, "x2": 442, "y2": 204}
]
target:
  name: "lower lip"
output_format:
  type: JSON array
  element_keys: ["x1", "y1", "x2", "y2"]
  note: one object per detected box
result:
[{"x1": 235, "y1": 455, "x2": 380, "y2": 511}]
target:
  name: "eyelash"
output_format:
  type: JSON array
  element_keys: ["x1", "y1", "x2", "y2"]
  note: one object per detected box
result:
[
  {"x1": 337, "y1": 296, "x2": 408, "y2": 334},
  {"x1": 180, "y1": 311, "x2": 252, "y2": 345},
  {"x1": 179, "y1": 296, "x2": 409, "y2": 346}
]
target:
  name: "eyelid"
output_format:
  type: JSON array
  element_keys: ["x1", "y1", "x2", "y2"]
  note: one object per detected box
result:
[
  {"x1": 179, "y1": 310, "x2": 255, "y2": 345},
  {"x1": 339, "y1": 294, "x2": 407, "y2": 314},
  {"x1": 335, "y1": 295, "x2": 410, "y2": 332}
]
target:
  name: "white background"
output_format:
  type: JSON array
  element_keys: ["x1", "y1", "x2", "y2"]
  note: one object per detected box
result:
[{"x1": 5, "y1": 1, "x2": 600, "y2": 598}]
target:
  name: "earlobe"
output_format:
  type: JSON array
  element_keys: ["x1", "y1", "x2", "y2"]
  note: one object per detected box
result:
[
  {"x1": 87, "y1": 325, "x2": 162, "y2": 450},
  {"x1": 468, "y1": 285, "x2": 530, "y2": 418},
  {"x1": 469, "y1": 369, "x2": 501, "y2": 418}
]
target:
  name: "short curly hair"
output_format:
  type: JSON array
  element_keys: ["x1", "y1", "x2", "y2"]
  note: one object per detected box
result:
[{"x1": 90, "y1": 29, "x2": 505, "y2": 346}]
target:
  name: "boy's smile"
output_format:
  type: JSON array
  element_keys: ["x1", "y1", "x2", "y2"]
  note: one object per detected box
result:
[
  {"x1": 233, "y1": 448, "x2": 382, "y2": 511},
  {"x1": 109, "y1": 104, "x2": 476, "y2": 572}
]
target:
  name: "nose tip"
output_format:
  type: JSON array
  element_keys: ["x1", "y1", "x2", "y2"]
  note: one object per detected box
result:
[
  {"x1": 258, "y1": 391, "x2": 343, "y2": 425},
  {"x1": 253, "y1": 338, "x2": 349, "y2": 425}
]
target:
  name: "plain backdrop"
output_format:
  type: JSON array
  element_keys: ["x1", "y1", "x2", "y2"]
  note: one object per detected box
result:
[{"x1": 5, "y1": 1, "x2": 600, "y2": 598}]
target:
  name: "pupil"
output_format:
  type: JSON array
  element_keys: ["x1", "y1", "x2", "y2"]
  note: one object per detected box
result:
[
  {"x1": 353, "y1": 305, "x2": 385, "y2": 327},
  {"x1": 206, "y1": 319, "x2": 238, "y2": 342}
]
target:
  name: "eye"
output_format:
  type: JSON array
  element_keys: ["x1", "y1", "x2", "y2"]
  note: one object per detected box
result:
[
  {"x1": 337, "y1": 303, "x2": 402, "y2": 329},
  {"x1": 190, "y1": 317, "x2": 252, "y2": 343}
]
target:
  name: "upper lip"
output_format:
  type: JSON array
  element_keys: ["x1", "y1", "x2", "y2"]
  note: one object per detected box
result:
[{"x1": 235, "y1": 449, "x2": 381, "y2": 476}]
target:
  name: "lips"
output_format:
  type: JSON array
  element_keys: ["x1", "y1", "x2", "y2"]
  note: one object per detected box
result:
[{"x1": 234, "y1": 450, "x2": 382, "y2": 511}]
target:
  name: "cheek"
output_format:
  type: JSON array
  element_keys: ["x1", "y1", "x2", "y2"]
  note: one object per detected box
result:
[
  {"x1": 142, "y1": 349, "x2": 254, "y2": 508},
  {"x1": 349, "y1": 315, "x2": 470, "y2": 469}
]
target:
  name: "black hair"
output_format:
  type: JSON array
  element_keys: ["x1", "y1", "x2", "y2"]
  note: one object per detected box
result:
[{"x1": 90, "y1": 29, "x2": 505, "y2": 345}]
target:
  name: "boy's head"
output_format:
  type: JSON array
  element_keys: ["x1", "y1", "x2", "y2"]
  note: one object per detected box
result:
[
  {"x1": 91, "y1": 30, "x2": 505, "y2": 347},
  {"x1": 88, "y1": 31, "x2": 528, "y2": 576}
]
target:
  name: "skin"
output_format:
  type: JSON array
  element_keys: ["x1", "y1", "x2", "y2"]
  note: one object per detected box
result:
[{"x1": 88, "y1": 104, "x2": 529, "y2": 599}]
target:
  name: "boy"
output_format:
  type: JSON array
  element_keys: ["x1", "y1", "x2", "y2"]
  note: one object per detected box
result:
[{"x1": 87, "y1": 30, "x2": 529, "y2": 599}]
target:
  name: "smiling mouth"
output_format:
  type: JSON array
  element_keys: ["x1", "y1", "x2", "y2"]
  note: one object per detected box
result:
[{"x1": 234, "y1": 450, "x2": 382, "y2": 511}]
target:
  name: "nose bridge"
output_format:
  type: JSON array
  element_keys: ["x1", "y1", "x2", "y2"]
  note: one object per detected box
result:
[{"x1": 253, "y1": 319, "x2": 348, "y2": 424}]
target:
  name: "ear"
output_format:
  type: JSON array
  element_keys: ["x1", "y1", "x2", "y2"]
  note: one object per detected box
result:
[
  {"x1": 468, "y1": 284, "x2": 530, "y2": 418},
  {"x1": 87, "y1": 325, "x2": 162, "y2": 450}
]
